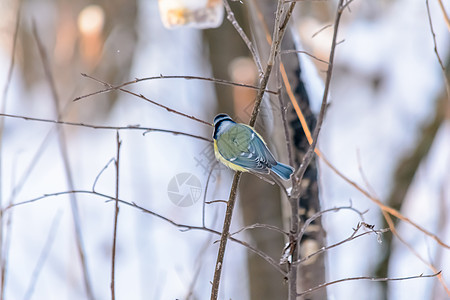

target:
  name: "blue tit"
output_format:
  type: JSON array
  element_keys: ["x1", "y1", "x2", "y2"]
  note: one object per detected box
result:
[{"x1": 213, "y1": 113, "x2": 294, "y2": 181}]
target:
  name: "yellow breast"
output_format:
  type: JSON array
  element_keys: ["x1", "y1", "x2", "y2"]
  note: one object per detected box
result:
[{"x1": 214, "y1": 140, "x2": 248, "y2": 172}]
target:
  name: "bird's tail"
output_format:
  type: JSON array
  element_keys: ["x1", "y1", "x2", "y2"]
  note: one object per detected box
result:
[{"x1": 271, "y1": 162, "x2": 294, "y2": 180}]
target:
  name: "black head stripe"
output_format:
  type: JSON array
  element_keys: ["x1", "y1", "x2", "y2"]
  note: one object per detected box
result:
[{"x1": 213, "y1": 113, "x2": 232, "y2": 125}]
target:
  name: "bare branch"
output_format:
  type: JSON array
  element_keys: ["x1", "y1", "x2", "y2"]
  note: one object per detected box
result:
[
  {"x1": 23, "y1": 212, "x2": 62, "y2": 300},
  {"x1": 78, "y1": 73, "x2": 212, "y2": 127},
  {"x1": 320, "y1": 153, "x2": 450, "y2": 250},
  {"x1": 297, "y1": 204, "x2": 366, "y2": 241},
  {"x1": 311, "y1": 24, "x2": 332, "y2": 38},
  {"x1": 231, "y1": 223, "x2": 289, "y2": 237},
  {"x1": 0, "y1": 4, "x2": 21, "y2": 299},
  {"x1": 249, "y1": 1, "x2": 296, "y2": 128},
  {"x1": 281, "y1": 49, "x2": 329, "y2": 65},
  {"x1": 436, "y1": 0, "x2": 450, "y2": 30},
  {"x1": 425, "y1": 0, "x2": 448, "y2": 72},
  {"x1": 297, "y1": 272, "x2": 442, "y2": 297},
  {"x1": 202, "y1": 162, "x2": 218, "y2": 228},
  {"x1": 205, "y1": 200, "x2": 228, "y2": 204},
  {"x1": 210, "y1": 172, "x2": 242, "y2": 299},
  {"x1": 0, "y1": 113, "x2": 212, "y2": 142},
  {"x1": 4, "y1": 190, "x2": 287, "y2": 276},
  {"x1": 0, "y1": 2, "x2": 20, "y2": 113},
  {"x1": 32, "y1": 22, "x2": 94, "y2": 300},
  {"x1": 425, "y1": 0, "x2": 450, "y2": 110},
  {"x1": 292, "y1": 0, "x2": 346, "y2": 190},
  {"x1": 92, "y1": 158, "x2": 116, "y2": 192},
  {"x1": 383, "y1": 212, "x2": 450, "y2": 296},
  {"x1": 74, "y1": 74, "x2": 277, "y2": 102},
  {"x1": 110, "y1": 132, "x2": 121, "y2": 300},
  {"x1": 222, "y1": 0, "x2": 264, "y2": 75},
  {"x1": 211, "y1": 2, "x2": 299, "y2": 298},
  {"x1": 285, "y1": 1, "x2": 347, "y2": 297},
  {"x1": 295, "y1": 224, "x2": 389, "y2": 266}
]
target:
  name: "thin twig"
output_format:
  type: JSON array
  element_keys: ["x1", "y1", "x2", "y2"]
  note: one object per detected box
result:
[
  {"x1": 0, "y1": 4, "x2": 21, "y2": 299},
  {"x1": 79, "y1": 73, "x2": 212, "y2": 127},
  {"x1": 4, "y1": 190, "x2": 115, "y2": 210},
  {"x1": 356, "y1": 149, "x2": 379, "y2": 197},
  {"x1": 110, "y1": 132, "x2": 121, "y2": 300},
  {"x1": 249, "y1": 1, "x2": 296, "y2": 128},
  {"x1": 4, "y1": 104, "x2": 91, "y2": 219},
  {"x1": 383, "y1": 211, "x2": 450, "y2": 296},
  {"x1": 292, "y1": 0, "x2": 346, "y2": 190},
  {"x1": 436, "y1": 0, "x2": 450, "y2": 30},
  {"x1": 0, "y1": 113, "x2": 212, "y2": 142},
  {"x1": 115, "y1": 201, "x2": 285, "y2": 276},
  {"x1": 276, "y1": 57, "x2": 295, "y2": 170},
  {"x1": 74, "y1": 74, "x2": 277, "y2": 102},
  {"x1": 281, "y1": 50, "x2": 329, "y2": 65},
  {"x1": 205, "y1": 200, "x2": 228, "y2": 204},
  {"x1": 320, "y1": 152, "x2": 450, "y2": 250},
  {"x1": 32, "y1": 23, "x2": 94, "y2": 300},
  {"x1": 296, "y1": 204, "x2": 366, "y2": 241},
  {"x1": 202, "y1": 162, "x2": 218, "y2": 228},
  {"x1": 185, "y1": 263, "x2": 202, "y2": 300},
  {"x1": 23, "y1": 212, "x2": 62, "y2": 300},
  {"x1": 297, "y1": 272, "x2": 442, "y2": 297},
  {"x1": 231, "y1": 223, "x2": 289, "y2": 237},
  {"x1": 311, "y1": 24, "x2": 332, "y2": 38},
  {"x1": 3, "y1": 189, "x2": 287, "y2": 275},
  {"x1": 248, "y1": 0, "x2": 272, "y2": 45},
  {"x1": 92, "y1": 158, "x2": 115, "y2": 192},
  {"x1": 295, "y1": 225, "x2": 389, "y2": 265},
  {"x1": 222, "y1": 0, "x2": 264, "y2": 76},
  {"x1": 425, "y1": 0, "x2": 447, "y2": 73},
  {"x1": 425, "y1": 0, "x2": 450, "y2": 109},
  {"x1": 432, "y1": 177, "x2": 450, "y2": 298}
]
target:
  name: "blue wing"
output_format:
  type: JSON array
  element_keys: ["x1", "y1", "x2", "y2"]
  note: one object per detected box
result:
[{"x1": 217, "y1": 124, "x2": 277, "y2": 174}]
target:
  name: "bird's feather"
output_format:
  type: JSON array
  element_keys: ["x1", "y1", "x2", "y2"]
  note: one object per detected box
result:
[{"x1": 216, "y1": 123, "x2": 276, "y2": 174}]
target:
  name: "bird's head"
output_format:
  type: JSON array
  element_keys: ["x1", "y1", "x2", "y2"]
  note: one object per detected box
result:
[{"x1": 213, "y1": 113, "x2": 235, "y2": 139}]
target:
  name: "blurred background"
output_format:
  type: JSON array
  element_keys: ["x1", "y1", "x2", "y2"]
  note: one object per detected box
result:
[{"x1": 0, "y1": 0, "x2": 449, "y2": 299}]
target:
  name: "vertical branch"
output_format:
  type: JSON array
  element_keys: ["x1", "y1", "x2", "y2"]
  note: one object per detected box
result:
[
  {"x1": 32, "y1": 23, "x2": 94, "y2": 300},
  {"x1": 23, "y1": 212, "x2": 62, "y2": 300},
  {"x1": 292, "y1": 0, "x2": 347, "y2": 186},
  {"x1": 287, "y1": 196, "x2": 299, "y2": 300},
  {"x1": 111, "y1": 132, "x2": 121, "y2": 300},
  {"x1": 0, "y1": 4, "x2": 21, "y2": 299},
  {"x1": 222, "y1": 0, "x2": 263, "y2": 75},
  {"x1": 425, "y1": 0, "x2": 450, "y2": 107},
  {"x1": 249, "y1": 1, "x2": 297, "y2": 128},
  {"x1": 210, "y1": 1, "x2": 297, "y2": 299},
  {"x1": 287, "y1": 0, "x2": 346, "y2": 298},
  {"x1": 436, "y1": 0, "x2": 450, "y2": 30},
  {"x1": 210, "y1": 172, "x2": 242, "y2": 300}
]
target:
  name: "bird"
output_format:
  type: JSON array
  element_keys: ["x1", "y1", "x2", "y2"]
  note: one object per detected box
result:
[{"x1": 212, "y1": 113, "x2": 294, "y2": 181}]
